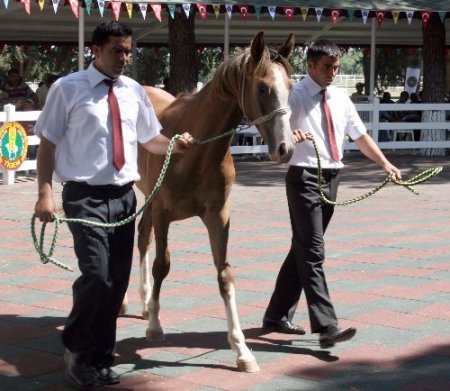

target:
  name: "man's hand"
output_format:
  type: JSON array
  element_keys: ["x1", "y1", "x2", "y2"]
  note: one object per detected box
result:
[
  {"x1": 292, "y1": 129, "x2": 314, "y2": 143},
  {"x1": 174, "y1": 132, "x2": 197, "y2": 153},
  {"x1": 383, "y1": 163, "x2": 402, "y2": 181},
  {"x1": 34, "y1": 192, "x2": 56, "y2": 223}
]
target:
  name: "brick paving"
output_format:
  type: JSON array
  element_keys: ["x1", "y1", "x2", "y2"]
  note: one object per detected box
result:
[{"x1": 0, "y1": 152, "x2": 449, "y2": 391}]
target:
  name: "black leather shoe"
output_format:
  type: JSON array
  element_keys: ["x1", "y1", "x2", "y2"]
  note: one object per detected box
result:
[
  {"x1": 93, "y1": 366, "x2": 120, "y2": 385},
  {"x1": 262, "y1": 317, "x2": 306, "y2": 335},
  {"x1": 319, "y1": 326, "x2": 356, "y2": 348},
  {"x1": 64, "y1": 349, "x2": 95, "y2": 389}
]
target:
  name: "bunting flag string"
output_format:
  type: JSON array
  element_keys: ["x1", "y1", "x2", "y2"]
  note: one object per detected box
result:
[{"x1": 3, "y1": 2, "x2": 448, "y2": 30}]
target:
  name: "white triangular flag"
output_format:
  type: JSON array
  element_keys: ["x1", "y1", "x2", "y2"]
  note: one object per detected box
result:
[
  {"x1": 52, "y1": 0, "x2": 59, "y2": 13},
  {"x1": 139, "y1": 3, "x2": 147, "y2": 19},
  {"x1": 315, "y1": 8, "x2": 323, "y2": 22},
  {"x1": 182, "y1": 3, "x2": 191, "y2": 19},
  {"x1": 268, "y1": 5, "x2": 276, "y2": 20},
  {"x1": 361, "y1": 9, "x2": 369, "y2": 24},
  {"x1": 225, "y1": 4, "x2": 233, "y2": 19},
  {"x1": 97, "y1": 0, "x2": 105, "y2": 17}
]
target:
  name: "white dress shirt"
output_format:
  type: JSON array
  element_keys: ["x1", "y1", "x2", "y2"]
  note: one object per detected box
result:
[
  {"x1": 34, "y1": 62, "x2": 162, "y2": 185},
  {"x1": 288, "y1": 74, "x2": 366, "y2": 169}
]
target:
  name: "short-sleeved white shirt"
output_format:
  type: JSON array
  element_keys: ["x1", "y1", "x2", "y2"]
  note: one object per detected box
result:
[
  {"x1": 34, "y1": 62, "x2": 162, "y2": 185},
  {"x1": 288, "y1": 74, "x2": 366, "y2": 169}
]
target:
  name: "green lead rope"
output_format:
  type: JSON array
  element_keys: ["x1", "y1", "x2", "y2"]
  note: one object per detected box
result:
[
  {"x1": 312, "y1": 138, "x2": 443, "y2": 206},
  {"x1": 31, "y1": 132, "x2": 443, "y2": 270}
]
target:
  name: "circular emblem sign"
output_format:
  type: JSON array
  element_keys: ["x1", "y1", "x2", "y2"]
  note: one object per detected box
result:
[
  {"x1": 0, "y1": 121, "x2": 29, "y2": 170},
  {"x1": 407, "y1": 76, "x2": 418, "y2": 88}
]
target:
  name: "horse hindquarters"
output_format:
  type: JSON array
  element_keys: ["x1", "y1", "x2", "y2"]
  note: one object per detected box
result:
[{"x1": 203, "y1": 208, "x2": 260, "y2": 373}]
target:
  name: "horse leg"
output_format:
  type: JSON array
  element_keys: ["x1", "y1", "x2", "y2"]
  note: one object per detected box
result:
[
  {"x1": 145, "y1": 210, "x2": 170, "y2": 342},
  {"x1": 120, "y1": 201, "x2": 154, "y2": 318},
  {"x1": 203, "y1": 208, "x2": 260, "y2": 373},
  {"x1": 137, "y1": 204, "x2": 154, "y2": 320}
]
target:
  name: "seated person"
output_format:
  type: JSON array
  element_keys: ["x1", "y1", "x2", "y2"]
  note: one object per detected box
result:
[
  {"x1": 379, "y1": 92, "x2": 395, "y2": 141},
  {"x1": 351, "y1": 82, "x2": 367, "y2": 103},
  {"x1": 1, "y1": 69, "x2": 38, "y2": 108}
]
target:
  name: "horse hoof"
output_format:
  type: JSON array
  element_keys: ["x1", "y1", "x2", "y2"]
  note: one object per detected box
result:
[
  {"x1": 146, "y1": 328, "x2": 165, "y2": 342},
  {"x1": 142, "y1": 310, "x2": 149, "y2": 320},
  {"x1": 237, "y1": 358, "x2": 260, "y2": 373}
]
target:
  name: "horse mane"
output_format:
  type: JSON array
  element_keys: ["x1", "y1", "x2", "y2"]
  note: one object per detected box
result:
[{"x1": 209, "y1": 44, "x2": 293, "y2": 100}]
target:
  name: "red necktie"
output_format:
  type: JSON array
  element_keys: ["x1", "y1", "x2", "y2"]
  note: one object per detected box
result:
[
  {"x1": 104, "y1": 79, "x2": 125, "y2": 171},
  {"x1": 320, "y1": 89, "x2": 340, "y2": 162}
]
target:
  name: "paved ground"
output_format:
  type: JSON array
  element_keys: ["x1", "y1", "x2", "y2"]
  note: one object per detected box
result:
[{"x1": 0, "y1": 152, "x2": 449, "y2": 391}]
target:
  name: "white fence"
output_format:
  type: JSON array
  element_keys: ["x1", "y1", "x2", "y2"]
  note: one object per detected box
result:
[
  {"x1": 231, "y1": 99, "x2": 450, "y2": 155},
  {"x1": 1, "y1": 100, "x2": 450, "y2": 185}
]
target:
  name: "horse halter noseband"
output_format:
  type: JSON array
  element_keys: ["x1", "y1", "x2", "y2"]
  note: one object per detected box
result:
[{"x1": 239, "y1": 53, "x2": 291, "y2": 127}]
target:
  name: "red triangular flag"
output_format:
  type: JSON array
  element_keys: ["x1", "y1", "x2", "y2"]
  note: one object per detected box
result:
[
  {"x1": 20, "y1": 0, "x2": 30, "y2": 14},
  {"x1": 421, "y1": 11, "x2": 432, "y2": 28},
  {"x1": 196, "y1": 4, "x2": 207, "y2": 20},
  {"x1": 240, "y1": 5, "x2": 248, "y2": 21},
  {"x1": 375, "y1": 11, "x2": 385, "y2": 27},
  {"x1": 150, "y1": 4, "x2": 162, "y2": 22},
  {"x1": 283, "y1": 7, "x2": 294, "y2": 22},
  {"x1": 331, "y1": 9, "x2": 340, "y2": 24},
  {"x1": 111, "y1": 1, "x2": 121, "y2": 21}
]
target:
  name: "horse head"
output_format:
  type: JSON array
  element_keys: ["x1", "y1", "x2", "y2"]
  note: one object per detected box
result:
[{"x1": 240, "y1": 31, "x2": 296, "y2": 164}]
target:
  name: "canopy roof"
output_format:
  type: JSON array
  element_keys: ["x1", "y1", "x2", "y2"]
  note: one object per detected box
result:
[{"x1": 1, "y1": 1, "x2": 449, "y2": 47}]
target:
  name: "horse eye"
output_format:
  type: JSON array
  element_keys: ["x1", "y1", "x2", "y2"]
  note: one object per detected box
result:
[{"x1": 257, "y1": 84, "x2": 267, "y2": 95}]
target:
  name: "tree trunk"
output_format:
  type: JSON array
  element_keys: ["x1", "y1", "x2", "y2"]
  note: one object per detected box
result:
[
  {"x1": 421, "y1": 13, "x2": 446, "y2": 156},
  {"x1": 168, "y1": 9, "x2": 198, "y2": 95}
]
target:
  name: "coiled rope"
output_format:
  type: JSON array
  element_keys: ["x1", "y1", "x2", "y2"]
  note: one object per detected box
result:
[
  {"x1": 31, "y1": 134, "x2": 184, "y2": 271},
  {"x1": 31, "y1": 131, "x2": 442, "y2": 271},
  {"x1": 312, "y1": 137, "x2": 443, "y2": 206}
]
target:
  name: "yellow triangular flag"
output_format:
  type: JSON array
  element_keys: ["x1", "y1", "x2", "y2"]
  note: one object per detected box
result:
[
  {"x1": 126, "y1": 3, "x2": 133, "y2": 18},
  {"x1": 392, "y1": 10, "x2": 400, "y2": 25},
  {"x1": 301, "y1": 7, "x2": 308, "y2": 21},
  {"x1": 38, "y1": 0, "x2": 44, "y2": 11},
  {"x1": 213, "y1": 4, "x2": 220, "y2": 19}
]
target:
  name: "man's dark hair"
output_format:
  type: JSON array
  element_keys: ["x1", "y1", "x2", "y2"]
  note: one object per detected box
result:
[
  {"x1": 307, "y1": 40, "x2": 340, "y2": 64},
  {"x1": 91, "y1": 21, "x2": 133, "y2": 47}
]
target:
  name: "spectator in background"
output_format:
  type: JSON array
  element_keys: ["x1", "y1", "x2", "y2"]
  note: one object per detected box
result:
[
  {"x1": 378, "y1": 91, "x2": 394, "y2": 141},
  {"x1": 36, "y1": 73, "x2": 59, "y2": 109},
  {"x1": 1, "y1": 68, "x2": 38, "y2": 108},
  {"x1": 396, "y1": 90, "x2": 410, "y2": 104},
  {"x1": 403, "y1": 92, "x2": 422, "y2": 141},
  {"x1": 350, "y1": 82, "x2": 366, "y2": 103}
]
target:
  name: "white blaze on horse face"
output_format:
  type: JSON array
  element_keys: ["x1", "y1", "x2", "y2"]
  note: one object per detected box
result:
[{"x1": 265, "y1": 65, "x2": 294, "y2": 163}]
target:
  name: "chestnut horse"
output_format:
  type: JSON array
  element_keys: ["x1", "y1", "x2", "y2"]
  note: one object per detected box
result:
[{"x1": 123, "y1": 32, "x2": 295, "y2": 372}]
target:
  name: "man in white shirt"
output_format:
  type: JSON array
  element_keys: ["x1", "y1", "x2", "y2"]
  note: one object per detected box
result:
[
  {"x1": 263, "y1": 40, "x2": 401, "y2": 349},
  {"x1": 34, "y1": 21, "x2": 194, "y2": 389}
]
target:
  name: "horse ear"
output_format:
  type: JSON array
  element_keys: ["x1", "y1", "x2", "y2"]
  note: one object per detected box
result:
[
  {"x1": 278, "y1": 33, "x2": 295, "y2": 59},
  {"x1": 250, "y1": 31, "x2": 266, "y2": 63}
]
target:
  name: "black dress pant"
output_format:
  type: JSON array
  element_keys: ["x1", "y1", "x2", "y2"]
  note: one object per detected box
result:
[
  {"x1": 61, "y1": 181, "x2": 136, "y2": 367},
  {"x1": 265, "y1": 166, "x2": 340, "y2": 333}
]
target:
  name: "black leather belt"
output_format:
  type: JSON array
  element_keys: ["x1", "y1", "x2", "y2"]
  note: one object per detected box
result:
[
  {"x1": 298, "y1": 167, "x2": 340, "y2": 176},
  {"x1": 64, "y1": 181, "x2": 134, "y2": 191}
]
